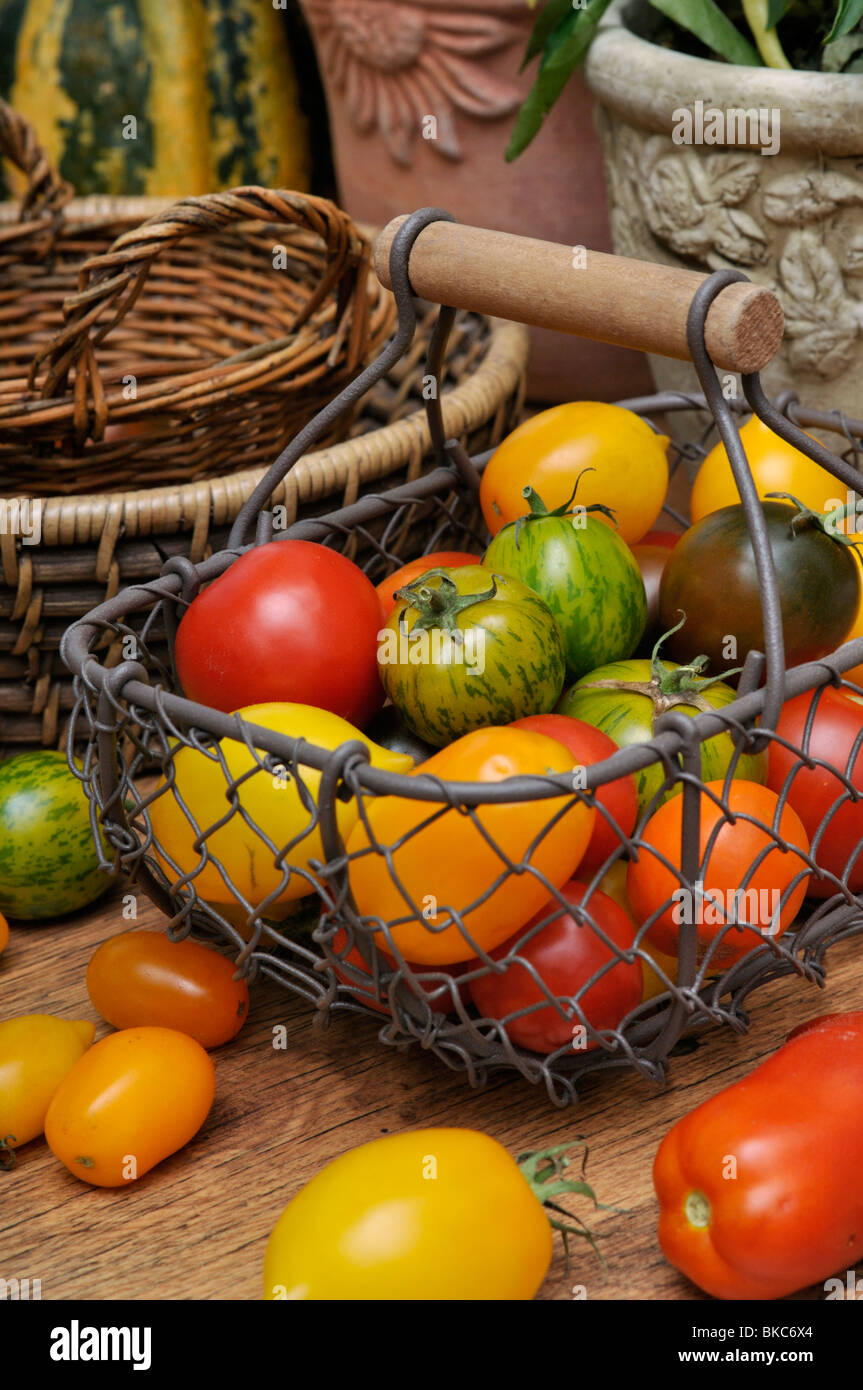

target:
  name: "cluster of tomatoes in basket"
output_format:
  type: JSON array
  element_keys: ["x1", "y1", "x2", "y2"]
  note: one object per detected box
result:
[{"x1": 152, "y1": 400, "x2": 863, "y2": 1057}]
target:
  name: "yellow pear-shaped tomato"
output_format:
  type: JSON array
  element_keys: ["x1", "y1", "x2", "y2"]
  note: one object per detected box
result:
[
  {"x1": 149, "y1": 703, "x2": 413, "y2": 915},
  {"x1": 691, "y1": 415, "x2": 842, "y2": 522},
  {"x1": 263, "y1": 1128, "x2": 553, "y2": 1300},
  {"x1": 346, "y1": 726, "x2": 595, "y2": 964},
  {"x1": 0, "y1": 1014, "x2": 95, "y2": 1149}
]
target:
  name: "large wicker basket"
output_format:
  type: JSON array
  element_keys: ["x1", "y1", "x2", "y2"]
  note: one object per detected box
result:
[{"x1": 0, "y1": 105, "x2": 528, "y2": 747}]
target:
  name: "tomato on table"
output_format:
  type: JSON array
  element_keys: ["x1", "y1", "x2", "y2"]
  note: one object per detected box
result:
[
  {"x1": 654, "y1": 1011, "x2": 863, "y2": 1299},
  {"x1": 375, "y1": 551, "x2": 479, "y2": 617},
  {"x1": 0, "y1": 911, "x2": 8, "y2": 956},
  {"x1": 174, "y1": 539, "x2": 385, "y2": 726},
  {"x1": 263, "y1": 1128, "x2": 555, "y2": 1299},
  {"x1": 346, "y1": 726, "x2": 595, "y2": 965},
  {"x1": 45, "y1": 1026, "x2": 215, "y2": 1187},
  {"x1": 627, "y1": 781, "x2": 810, "y2": 970},
  {"x1": 480, "y1": 401, "x2": 669, "y2": 546},
  {"x1": 0, "y1": 1014, "x2": 95, "y2": 1153},
  {"x1": 469, "y1": 880, "x2": 642, "y2": 1053},
  {"x1": 766, "y1": 685, "x2": 863, "y2": 897},
  {"x1": 511, "y1": 714, "x2": 638, "y2": 877},
  {"x1": 87, "y1": 931, "x2": 250, "y2": 1048}
]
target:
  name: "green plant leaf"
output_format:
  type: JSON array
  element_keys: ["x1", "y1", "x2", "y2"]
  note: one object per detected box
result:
[
  {"x1": 505, "y1": 0, "x2": 615, "y2": 160},
  {"x1": 765, "y1": 0, "x2": 793, "y2": 25},
  {"x1": 648, "y1": 0, "x2": 763, "y2": 64},
  {"x1": 521, "y1": 0, "x2": 574, "y2": 68},
  {"x1": 827, "y1": 0, "x2": 863, "y2": 41}
]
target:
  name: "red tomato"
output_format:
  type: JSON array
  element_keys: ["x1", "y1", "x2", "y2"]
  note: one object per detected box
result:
[
  {"x1": 511, "y1": 714, "x2": 638, "y2": 877},
  {"x1": 174, "y1": 540, "x2": 384, "y2": 725},
  {"x1": 654, "y1": 1010, "x2": 863, "y2": 1299},
  {"x1": 640, "y1": 530, "x2": 680, "y2": 549},
  {"x1": 766, "y1": 686, "x2": 863, "y2": 897},
  {"x1": 468, "y1": 881, "x2": 642, "y2": 1053},
  {"x1": 627, "y1": 781, "x2": 810, "y2": 969},
  {"x1": 86, "y1": 931, "x2": 249, "y2": 1049},
  {"x1": 330, "y1": 927, "x2": 467, "y2": 1015},
  {"x1": 375, "y1": 551, "x2": 480, "y2": 617}
]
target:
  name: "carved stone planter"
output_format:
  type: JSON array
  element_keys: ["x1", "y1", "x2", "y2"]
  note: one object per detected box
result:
[
  {"x1": 298, "y1": 0, "x2": 653, "y2": 402},
  {"x1": 584, "y1": 1, "x2": 863, "y2": 418}
]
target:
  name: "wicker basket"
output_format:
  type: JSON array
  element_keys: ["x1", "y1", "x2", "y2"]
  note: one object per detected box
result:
[{"x1": 0, "y1": 104, "x2": 528, "y2": 747}]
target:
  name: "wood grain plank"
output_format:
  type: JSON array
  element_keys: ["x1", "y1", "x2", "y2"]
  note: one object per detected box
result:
[{"x1": 1, "y1": 883, "x2": 861, "y2": 1301}]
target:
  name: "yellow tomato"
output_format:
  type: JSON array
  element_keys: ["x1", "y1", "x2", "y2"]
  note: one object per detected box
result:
[
  {"x1": 45, "y1": 1026, "x2": 214, "y2": 1187},
  {"x1": 691, "y1": 415, "x2": 844, "y2": 523},
  {"x1": 593, "y1": 861, "x2": 678, "y2": 1001},
  {"x1": 346, "y1": 727, "x2": 595, "y2": 965},
  {"x1": 148, "y1": 703, "x2": 413, "y2": 916},
  {"x1": 480, "y1": 402, "x2": 670, "y2": 546},
  {"x1": 263, "y1": 1128, "x2": 553, "y2": 1300},
  {"x1": 0, "y1": 1014, "x2": 95, "y2": 1149}
]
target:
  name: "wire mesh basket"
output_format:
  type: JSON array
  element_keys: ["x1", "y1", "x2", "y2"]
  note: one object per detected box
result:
[{"x1": 62, "y1": 210, "x2": 863, "y2": 1105}]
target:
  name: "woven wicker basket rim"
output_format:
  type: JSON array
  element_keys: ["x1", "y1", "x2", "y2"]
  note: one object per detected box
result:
[{"x1": 1, "y1": 196, "x2": 529, "y2": 545}]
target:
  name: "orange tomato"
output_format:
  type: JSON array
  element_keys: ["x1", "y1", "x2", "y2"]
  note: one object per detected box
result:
[
  {"x1": 45, "y1": 1026, "x2": 214, "y2": 1187},
  {"x1": 479, "y1": 402, "x2": 669, "y2": 546},
  {"x1": 0, "y1": 911, "x2": 8, "y2": 956},
  {"x1": 376, "y1": 551, "x2": 480, "y2": 617},
  {"x1": 691, "y1": 415, "x2": 843, "y2": 523},
  {"x1": 627, "y1": 782, "x2": 810, "y2": 970},
  {"x1": 346, "y1": 727, "x2": 595, "y2": 965},
  {"x1": 86, "y1": 931, "x2": 249, "y2": 1048}
]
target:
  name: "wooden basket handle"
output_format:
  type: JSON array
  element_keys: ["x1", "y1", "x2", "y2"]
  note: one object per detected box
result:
[
  {"x1": 375, "y1": 216, "x2": 784, "y2": 374},
  {"x1": 29, "y1": 187, "x2": 372, "y2": 420},
  {"x1": 0, "y1": 98, "x2": 74, "y2": 229}
]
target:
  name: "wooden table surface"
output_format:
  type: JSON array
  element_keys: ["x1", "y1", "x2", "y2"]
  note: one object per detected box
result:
[{"x1": 3, "y1": 880, "x2": 861, "y2": 1302}]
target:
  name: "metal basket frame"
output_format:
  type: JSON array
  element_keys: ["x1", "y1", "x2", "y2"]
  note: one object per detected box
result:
[{"x1": 61, "y1": 209, "x2": 863, "y2": 1105}]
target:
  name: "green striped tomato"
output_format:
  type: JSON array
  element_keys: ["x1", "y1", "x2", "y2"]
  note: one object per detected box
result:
[
  {"x1": 378, "y1": 566, "x2": 565, "y2": 747},
  {"x1": 559, "y1": 657, "x2": 766, "y2": 816},
  {"x1": 482, "y1": 488, "x2": 646, "y2": 680}
]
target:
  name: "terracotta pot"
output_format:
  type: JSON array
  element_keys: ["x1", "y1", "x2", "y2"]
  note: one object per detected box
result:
[
  {"x1": 298, "y1": 0, "x2": 653, "y2": 403},
  {"x1": 584, "y1": 0, "x2": 863, "y2": 421}
]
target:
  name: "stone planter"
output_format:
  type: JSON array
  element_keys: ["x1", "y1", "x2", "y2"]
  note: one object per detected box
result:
[
  {"x1": 584, "y1": 1, "x2": 863, "y2": 420},
  {"x1": 298, "y1": 0, "x2": 653, "y2": 402}
]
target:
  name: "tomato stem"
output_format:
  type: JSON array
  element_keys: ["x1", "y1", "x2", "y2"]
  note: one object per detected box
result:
[
  {"x1": 518, "y1": 1141, "x2": 620, "y2": 1269},
  {"x1": 0, "y1": 1135, "x2": 16, "y2": 1171},
  {"x1": 510, "y1": 476, "x2": 618, "y2": 547},
  {"x1": 766, "y1": 491, "x2": 863, "y2": 555},
  {"x1": 394, "y1": 570, "x2": 498, "y2": 633}
]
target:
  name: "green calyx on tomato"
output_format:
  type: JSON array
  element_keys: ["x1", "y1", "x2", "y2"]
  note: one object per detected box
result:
[
  {"x1": 576, "y1": 614, "x2": 743, "y2": 720},
  {"x1": 394, "y1": 569, "x2": 498, "y2": 632},
  {"x1": 513, "y1": 471, "x2": 618, "y2": 539},
  {"x1": 559, "y1": 617, "x2": 765, "y2": 815},
  {"x1": 517, "y1": 1141, "x2": 608, "y2": 1264},
  {"x1": 767, "y1": 490, "x2": 863, "y2": 552}
]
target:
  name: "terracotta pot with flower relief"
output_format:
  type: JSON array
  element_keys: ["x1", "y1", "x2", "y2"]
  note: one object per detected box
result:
[{"x1": 298, "y1": 0, "x2": 653, "y2": 402}]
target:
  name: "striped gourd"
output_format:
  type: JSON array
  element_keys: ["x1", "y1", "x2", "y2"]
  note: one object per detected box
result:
[{"x1": 0, "y1": 0, "x2": 309, "y2": 196}]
